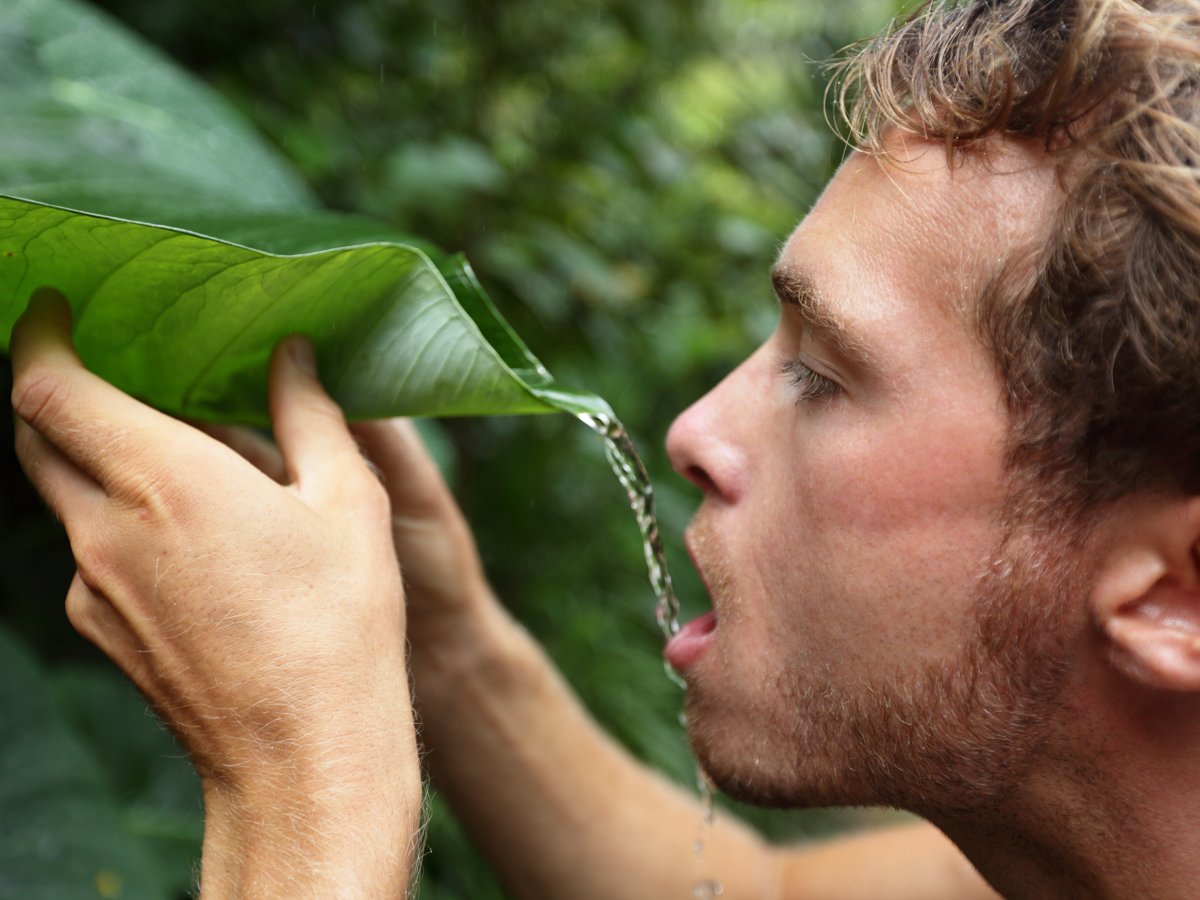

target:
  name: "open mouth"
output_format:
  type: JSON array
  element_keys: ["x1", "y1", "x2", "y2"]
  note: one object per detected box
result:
[
  {"x1": 664, "y1": 609, "x2": 717, "y2": 672},
  {"x1": 665, "y1": 528, "x2": 720, "y2": 672}
]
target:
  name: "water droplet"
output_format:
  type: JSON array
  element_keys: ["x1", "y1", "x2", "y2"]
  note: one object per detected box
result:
[
  {"x1": 693, "y1": 879, "x2": 725, "y2": 898},
  {"x1": 697, "y1": 766, "x2": 717, "y2": 826},
  {"x1": 664, "y1": 657, "x2": 687, "y2": 690}
]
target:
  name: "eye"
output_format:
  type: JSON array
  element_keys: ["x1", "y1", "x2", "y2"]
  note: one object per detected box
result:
[{"x1": 778, "y1": 355, "x2": 840, "y2": 402}]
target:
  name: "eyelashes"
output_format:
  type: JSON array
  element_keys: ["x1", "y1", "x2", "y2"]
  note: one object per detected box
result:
[{"x1": 777, "y1": 355, "x2": 840, "y2": 401}]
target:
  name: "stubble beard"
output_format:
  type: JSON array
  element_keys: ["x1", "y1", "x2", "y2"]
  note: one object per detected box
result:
[{"x1": 684, "y1": 521, "x2": 1085, "y2": 819}]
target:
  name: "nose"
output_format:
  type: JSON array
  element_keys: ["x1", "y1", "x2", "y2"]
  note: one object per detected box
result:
[
  {"x1": 666, "y1": 357, "x2": 755, "y2": 504},
  {"x1": 665, "y1": 399, "x2": 719, "y2": 494}
]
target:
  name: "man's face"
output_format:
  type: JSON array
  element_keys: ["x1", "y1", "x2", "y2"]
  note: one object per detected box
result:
[{"x1": 665, "y1": 136, "x2": 1082, "y2": 814}]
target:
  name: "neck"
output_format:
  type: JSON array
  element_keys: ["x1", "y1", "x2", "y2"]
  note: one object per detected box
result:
[{"x1": 935, "y1": 676, "x2": 1200, "y2": 899}]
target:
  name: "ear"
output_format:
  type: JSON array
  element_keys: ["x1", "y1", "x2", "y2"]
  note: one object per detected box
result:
[{"x1": 1091, "y1": 495, "x2": 1200, "y2": 691}]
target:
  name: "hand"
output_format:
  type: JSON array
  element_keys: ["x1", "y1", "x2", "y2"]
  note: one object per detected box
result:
[
  {"x1": 352, "y1": 419, "x2": 491, "y2": 635},
  {"x1": 202, "y1": 373, "x2": 517, "y2": 782},
  {"x1": 10, "y1": 288, "x2": 420, "y2": 896},
  {"x1": 205, "y1": 408, "x2": 522, "y2": 797},
  {"x1": 205, "y1": 416, "x2": 496, "y2": 654}
]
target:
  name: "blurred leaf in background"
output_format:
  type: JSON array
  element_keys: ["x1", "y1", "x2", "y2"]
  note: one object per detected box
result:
[
  {"x1": 0, "y1": 625, "x2": 198, "y2": 899},
  {"x1": 0, "y1": 0, "x2": 909, "y2": 895}
]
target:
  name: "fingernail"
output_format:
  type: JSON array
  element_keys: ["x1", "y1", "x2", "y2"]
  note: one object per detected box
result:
[{"x1": 288, "y1": 335, "x2": 317, "y2": 375}]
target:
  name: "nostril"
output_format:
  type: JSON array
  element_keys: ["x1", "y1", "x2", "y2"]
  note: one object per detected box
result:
[{"x1": 685, "y1": 464, "x2": 717, "y2": 494}]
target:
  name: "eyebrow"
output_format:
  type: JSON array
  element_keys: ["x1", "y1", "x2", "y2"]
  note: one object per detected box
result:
[{"x1": 769, "y1": 265, "x2": 875, "y2": 368}]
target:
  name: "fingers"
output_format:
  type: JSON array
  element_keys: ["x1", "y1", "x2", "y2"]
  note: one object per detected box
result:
[
  {"x1": 11, "y1": 291, "x2": 370, "y2": 514},
  {"x1": 352, "y1": 418, "x2": 488, "y2": 603},
  {"x1": 269, "y1": 336, "x2": 374, "y2": 498},
  {"x1": 64, "y1": 572, "x2": 153, "y2": 698},
  {"x1": 199, "y1": 423, "x2": 287, "y2": 483},
  {"x1": 351, "y1": 419, "x2": 454, "y2": 517},
  {"x1": 10, "y1": 287, "x2": 192, "y2": 492},
  {"x1": 13, "y1": 418, "x2": 106, "y2": 526}
]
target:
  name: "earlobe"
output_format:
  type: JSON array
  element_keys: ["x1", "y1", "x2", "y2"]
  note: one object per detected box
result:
[
  {"x1": 1092, "y1": 497, "x2": 1200, "y2": 691},
  {"x1": 1105, "y1": 611, "x2": 1200, "y2": 691}
]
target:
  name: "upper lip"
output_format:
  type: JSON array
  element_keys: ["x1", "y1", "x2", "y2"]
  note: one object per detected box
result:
[{"x1": 682, "y1": 525, "x2": 718, "y2": 614}]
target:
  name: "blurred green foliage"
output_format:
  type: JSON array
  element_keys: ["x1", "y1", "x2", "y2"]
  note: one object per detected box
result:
[{"x1": 0, "y1": 0, "x2": 909, "y2": 895}]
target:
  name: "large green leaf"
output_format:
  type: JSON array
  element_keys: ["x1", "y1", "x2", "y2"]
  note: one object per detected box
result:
[
  {"x1": 0, "y1": 195, "x2": 610, "y2": 423},
  {"x1": 0, "y1": 0, "x2": 612, "y2": 423}
]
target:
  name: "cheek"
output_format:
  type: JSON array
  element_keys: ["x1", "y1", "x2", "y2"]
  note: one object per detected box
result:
[
  {"x1": 753, "y1": 405, "x2": 1008, "y2": 667},
  {"x1": 813, "y1": 413, "x2": 1003, "y2": 534}
]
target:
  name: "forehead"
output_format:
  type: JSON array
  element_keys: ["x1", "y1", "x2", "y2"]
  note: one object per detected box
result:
[{"x1": 779, "y1": 135, "x2": 1062, "y2": 343}]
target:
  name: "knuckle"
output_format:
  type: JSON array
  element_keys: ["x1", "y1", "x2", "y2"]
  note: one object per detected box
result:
[
  {"x1": 107, "y1": 443, "x2": 195, "y2": 525},
  {"x1": 11, "y1": 366, "x2": 69, "y2": 432},
  {"x1": 72, "y1": 530, "x2": 118, "y2": 592},
  {"x1": 120, "y1": 469, "x2": 186, "y2": 525},
  {"x1": 364, "y1": 475, "x2": 392, "y2": 519},
  {"x1": 64, "y1": 583, "x2": 106, "y2": 645},
  {"x1": 347, "y1": 465, "x2": 392, "y2": 519},
  {"x1": 63, "y1": 589, "x2": 89, "y2": 636},
  {"x1": 13, "y1": 420, "x2": 41, "y2": 473}
]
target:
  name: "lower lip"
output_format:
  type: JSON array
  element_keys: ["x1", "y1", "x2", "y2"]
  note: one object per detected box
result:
[{"x1": 664, "y1": 611, "x2": 717, "y2": 672}]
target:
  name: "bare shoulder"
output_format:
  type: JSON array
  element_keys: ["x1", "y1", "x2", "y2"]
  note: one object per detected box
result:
[{"x1": 773, "y1": 820, "x2": 999, "y2": 900}]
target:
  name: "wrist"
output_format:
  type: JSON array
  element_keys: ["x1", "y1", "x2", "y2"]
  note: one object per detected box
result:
[
  {"x1": 197, "y1": 715, "x2": 422, "y2": 898},
  {"x1": 408, "y1": 589, "x2": 537, "y2": 697},
  {"x1": 409, "y1": 595, "x2": 559, "y2": 772}
]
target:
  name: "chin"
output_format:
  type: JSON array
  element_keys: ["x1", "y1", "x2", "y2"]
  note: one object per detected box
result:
[
  {"x1": 685, "y1": 695, "x2": 871, "y2": 810},
  {"x1": 681, "y1": 672, "x2": 823, "y2": 809}
]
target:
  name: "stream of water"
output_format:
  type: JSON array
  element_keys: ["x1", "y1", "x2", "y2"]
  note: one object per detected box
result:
[
  {"x1": 692, "y1": 769, "x2": 723, "y2": 898},
  {"x1": 576, "y1": 411, "x2": 681, "y2": 641},
  {"x1": 577, "y1": 411, "x2": 723, "y2": 899}
]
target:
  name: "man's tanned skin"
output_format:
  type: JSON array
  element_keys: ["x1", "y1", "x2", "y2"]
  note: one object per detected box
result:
[{"x1": 13, "y1": 0, "x2": 1200, "y2": 897}]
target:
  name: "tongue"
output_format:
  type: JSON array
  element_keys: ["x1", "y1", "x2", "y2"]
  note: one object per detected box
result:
[{"x1": 664, "y1": 611, "x2": 717, "y2": 672}]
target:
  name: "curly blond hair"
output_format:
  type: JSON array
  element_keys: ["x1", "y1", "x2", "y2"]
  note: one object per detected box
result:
[{"x1": 837, "y1": 0, "x2": 1200, "y2": 512}]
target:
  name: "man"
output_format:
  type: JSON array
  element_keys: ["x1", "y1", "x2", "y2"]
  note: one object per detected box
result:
[{"x1": 11, "y1": 0, "x2": 1200, "y2": 896}]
